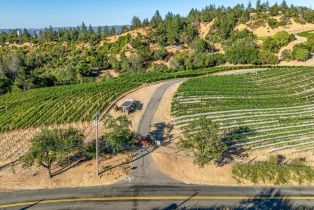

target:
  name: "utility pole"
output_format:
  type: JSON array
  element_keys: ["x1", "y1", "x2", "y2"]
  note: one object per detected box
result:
[{"x1": 93, "y1": 111, "x2": 100, "y2": 178}]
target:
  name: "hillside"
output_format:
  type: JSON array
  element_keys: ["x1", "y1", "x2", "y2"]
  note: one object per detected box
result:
[{"x1": 1, "y1": 3, "x2": 314, "y2": 96}]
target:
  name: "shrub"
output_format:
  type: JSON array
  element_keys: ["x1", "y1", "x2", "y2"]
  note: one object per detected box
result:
[
  {"x1": 169, "y1": 51, "x2": 192, "y2": 70},
  {"x1": 192, "y1": 52, "x2": 225, "y2": 68},
  {"x1": 292, "y1": 46, "x2": 310, "y2": 61},
  {"x1": 152, "y1": 47, "x2": 168, "y2": 60},
  {"x1": 262, "y1": 31, "x2": 295, "y2": 53},
  {"x1": 232, "y1": 158, "x2": 314, "y2": 185},
  {"x1": 225, "y1": 38, "x2": 259, "y2": 64},
  {"x1": 148, "y1": 63, "x2": 169, "y2": 72},
  {"x1": 268, "y1": 18, "x2": 278, "y2": 29},
  {"x1": 281, "y1": 49, "x2": 292, "y2": 61},
  {"x1": 258, "y1": 50, "x2": 279, "y2": 64},
  {"x1": 190, "y1": 38, "x2": 214, "y2": 53}
]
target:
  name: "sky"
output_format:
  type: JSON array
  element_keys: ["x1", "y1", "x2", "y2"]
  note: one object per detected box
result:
[{"x1": 0, "y1": 0, "x2": 313, "y2": 29}]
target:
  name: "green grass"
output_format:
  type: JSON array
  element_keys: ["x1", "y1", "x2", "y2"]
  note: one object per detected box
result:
[
  {"x1": 256, "y1": 36, "x2": 268, "y2": 41},
  {"x1": 0, "y1": 66, "x2": 261, "y2": 132},
  {"x1": 297, "y1": 30, "x2": 314, "y2": 38},
  {"x1": 172, "y1": 67, "x2": 314, "y2": 153}
]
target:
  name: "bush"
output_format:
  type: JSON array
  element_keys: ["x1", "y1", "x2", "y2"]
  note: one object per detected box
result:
[
  {"x1": 190, "y1": 38, "x2": 214, "y2": 53},
  {"x1": 169, "y1": 51, "x2": 192, "y2": 70},
  {"x1": 308, "y1": 34, "x2": 314, "y2": 52},
  {"x1": 268, "y1": 18, "x2": 278, "y2": 29},
  {"x1": 232, "y1": 158, "x2": 314, "y2": 185},
  {"x1": 148, "y1": 63, "x2": 169, "y2": 72},
  {"x1": 0, "y1": 78, "x2": 12, "y2": 95},
  {"x1": 281, "y1": 49, "x2": 292, "y2": 61},
  {"x1": 262, "y1": 31, "x2": 295, "y2": 53},
  {"x1": 152, "y1": 47, "x2": 168, "y2": 60},
  {"x1": 292, "y1": 46, "x2": 310, "y2": 61},
  {"x1": 225, "y1": 38, "x2": 259, "y2": 64},
  {"x1": 192, "y1": 52, "x2": 225, "y2": 68},
  {"x1": 258, "y1": 50, "x2": 279, "y2": 64}
]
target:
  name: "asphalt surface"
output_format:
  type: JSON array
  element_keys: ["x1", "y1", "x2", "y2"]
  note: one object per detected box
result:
[
  {"x1": 2, "y1": 184, "x2": 314, "y2": 209},
  {"x1": 131, "y1": 79, "x2": 185, "y2": 185},
  {"x1": 2, "y1": 77, "x2": 314, "y2": 209}
]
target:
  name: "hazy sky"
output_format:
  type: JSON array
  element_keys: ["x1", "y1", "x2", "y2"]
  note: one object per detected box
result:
[{"x1": 0, "y1": 0, "x2": 313, "y2": 28}]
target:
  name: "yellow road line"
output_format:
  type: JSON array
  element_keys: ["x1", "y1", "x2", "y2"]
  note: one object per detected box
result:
[{"x1": 1, "y1": 195, "x2": 314, "y2": 208}]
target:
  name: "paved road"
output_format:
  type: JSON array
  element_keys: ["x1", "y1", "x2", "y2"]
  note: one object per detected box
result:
[
  {"x1": 137, "y1": 79, "x2": 186, "y2": 136},
  {"x1": 2, "y1": 184, "x2": 314, "y2": 209},
  {"x1": 130, "y1": 79, "x2": 185, "y2": 185},
  {"x1": 2, "y1": 76, "x2": 314, "y2": 209}
]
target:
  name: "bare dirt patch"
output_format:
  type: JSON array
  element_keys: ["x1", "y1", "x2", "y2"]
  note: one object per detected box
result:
[
  {"x1": 108, "y1": 81, "x2": 167, "y2": 132},
  {"x1": 212, "y1": 68, "x2": 268, "y2": 76},
  {"x1": 236, "y1": 19, "x2": 314, "y2": 37},
  {"x1": 279, "y1": 55, "x2": 314, "y2": 66},
  {"x1": 104, "y1": 28, "x2": 149, "y2": 44},
  {"x1": 0, "y1": 121, "x2": 101, "y2": 167},
  {"x1": 0, "y1": 121, "x2": 135, "y2": 191},
  {"x1": 153, "y1": 145, "x2": 314, "y2": 186},
  {"x1": 199, "y1": 22, "x2": 213, "y2": 39},
  {"x1": 0, "y1": 152, "x2": 132, "y2": 191}
]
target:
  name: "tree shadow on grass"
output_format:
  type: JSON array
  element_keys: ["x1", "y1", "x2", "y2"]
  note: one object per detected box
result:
[{"x1": 218, "y1": 126, "x2": 257, "y2": 166}]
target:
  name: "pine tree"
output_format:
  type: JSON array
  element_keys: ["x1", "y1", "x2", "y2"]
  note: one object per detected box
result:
[
  {"x1": 150, "y1": 10, "x2": 163, "y2": 28},
  {"x1": 131, "y1": 16, "x2": 142, "y2": 29}
]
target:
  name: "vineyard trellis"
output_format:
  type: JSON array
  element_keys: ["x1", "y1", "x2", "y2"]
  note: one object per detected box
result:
[
  {"x1": 0, "y1": 66, "x2": 263, "y2": 133},
  {"x1": 172, "y1": 67, "x2": 314, "y2": 153}
]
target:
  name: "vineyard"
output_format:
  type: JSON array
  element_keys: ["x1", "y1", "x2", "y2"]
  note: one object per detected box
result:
[
  {"x1": 172, "y1": 67, "x2": 314, "y2": 154},
  {"x1": 0, "y1": 66, "x2": 260, "y2": 167},
  {"x1": 0, "y1": 66, "x2": 246, "y2": 133}
]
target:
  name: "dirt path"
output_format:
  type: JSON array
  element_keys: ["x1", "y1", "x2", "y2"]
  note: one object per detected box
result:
[
  {"x1": 212, "y1": 68, "x2": 268, "y2": 76},
  {"x1": 278, "y1": 35, "x2": 307, "y2": 58}
]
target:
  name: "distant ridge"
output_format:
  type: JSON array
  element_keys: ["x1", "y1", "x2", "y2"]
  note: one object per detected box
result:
[{"x1": 0, "y1": 25, "x2": 130, "y2": 34}]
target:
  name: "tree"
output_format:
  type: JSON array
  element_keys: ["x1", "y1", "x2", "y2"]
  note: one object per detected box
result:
[
  {"x1": 104, "y1": 115, "x2": 134, "y2": 154},
  {"x1": 177, "y1": 117, "x2": 226, "y2": 167},
  {"x1": 150, "y1": 10, "x2": 163, "y2": 28},
  {"x1": 190, "y1": 38, "x2": 213, "y2": 53},
  {"x1": 256, "y1": 0, "x2": 262, "y2": 13},
  {"x1": 225, "y1": 38, "x2": 259, "y2": 64},
  {"x1": 152, "y1": 46, "x2": 168, "y2": 60},
  {"x1": 270, "y1": 3, "x2": 279, "y2": 16},
  {"x1": 0, "y1": 78, "x2": 12, "y2": 95},
  {"x1": 131, "y1": 16, "x2": 142, "y2": 29},
  {"x1": 109, "y1": 27, "x2": 116, "y2": 35},
  {"x1": 259, "y1": 50, "x2": 279, "y2": 64},
  {"x1": 23, "y1": 128, "x2": 84, "y2": 179},
  {"x1": 21, "y1": 28, "x2": 31, "y2": 42}
]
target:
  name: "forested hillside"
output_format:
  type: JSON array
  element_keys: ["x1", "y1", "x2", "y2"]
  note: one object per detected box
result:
[{"x1": 1, "y1": 0, "x2": 314, "y2": 95}]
